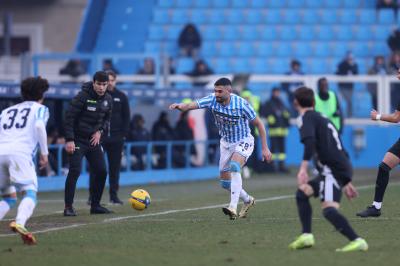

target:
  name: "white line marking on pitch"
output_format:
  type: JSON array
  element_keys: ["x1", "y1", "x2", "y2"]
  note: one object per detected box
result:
[{"x1": 0, "y1": 183, "x2": 391, "y2": 238}]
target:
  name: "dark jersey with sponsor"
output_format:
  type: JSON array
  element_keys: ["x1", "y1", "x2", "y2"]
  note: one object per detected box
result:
[{"x1": 299, "y1": 110, "x2": 352, "y2": 185}]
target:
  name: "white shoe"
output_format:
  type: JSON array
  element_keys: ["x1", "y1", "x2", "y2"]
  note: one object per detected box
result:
[
  {"x1": 239, "y1": 196, "x2": 255, "y2": 218},
  {"x1": 243, "y1": 166, "x2": 251, "y2": 179},
  {"x1": 222, "y1": 206, "x2": 237, "y2": 220}
]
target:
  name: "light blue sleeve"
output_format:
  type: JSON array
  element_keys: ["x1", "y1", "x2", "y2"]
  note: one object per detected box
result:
[
  {"x1": 196, "y1": 94, "x2": 215, "y2": 109},
  {"x1": 242, "y1": 100, "x2": 256, "y2": 121}
]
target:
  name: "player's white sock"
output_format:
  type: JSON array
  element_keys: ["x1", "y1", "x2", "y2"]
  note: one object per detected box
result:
[
  {"x1": 229, "y1": 172, "x2": 242, "y2": 210},
  {"x1": 16, "y1": 197, "x2": 36, "y2": 227},
  {"x1": 240, "y1": 189, "x2": 250, "y2": 203},
  {"x1": 0, "y1": 201, "x2": 11, "y2": 220},
  {"x1": 372, "y1": 201, "x2": 382, "y2": 210}
]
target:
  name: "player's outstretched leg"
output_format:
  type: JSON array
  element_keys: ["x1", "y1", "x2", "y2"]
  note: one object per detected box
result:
[
  {"x1": 323, "y1": 207, "x2": 368, "y2": 252},
  {"x1": 0, "y1": 196, "x2": 17, "y2": 220},
  {"x1": 289, "y1": 189, "x2": 315, "y2": 250},
  {"x1": 222, "y1": 161, "x2": 243, "y2": 220},
  {"x1": 357, "y1": 162, "x2": 390, "y2": 217}
]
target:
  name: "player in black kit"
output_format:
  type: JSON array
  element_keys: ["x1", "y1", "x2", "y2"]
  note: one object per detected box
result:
[
  {"x1": 357, "y1": 70, "x2": 400, "y2": 217},
  {"x1": 288, "y1": 87, "x2": 368, "y2": 252}
]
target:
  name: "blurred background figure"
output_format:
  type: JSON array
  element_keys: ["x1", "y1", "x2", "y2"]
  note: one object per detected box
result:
[
  {"x1": 368, "y1": 56, "x2": 389, "y2": 110},
  {"x1": 315, "y1": 77, "x2": 344, "y2": 135},
  {"x1": 336, "y1": 52, "x2": 358, "y2": 117},
  {"x1": 260, "y1": 88, "x2": 290, "y2": 173},
  {"x1": 151, "y1": 111, "x2": 174, "y2": 169},
  {"x1": 173, "y1": 111, "x2": 196, "y2": 168},
  {"x1": 178, "y1": 23, "x2": 202, "y2": 58},
  {"x1": 136, "y1": 57, "x2": 156, "y2": 86},
  {"x1": 282, "y1": 59, "x2": 304, "y2": 116},
  {"x1": 388, "y1": 52, "x2": 400, "y2": 111},
  {"x1": 128, "y1": 114, "x2": 150, "y2": 170},
  {"x1": 59, "y1": 59, "x2": 86, "y2": 78},
  {"x1": 187, "y1": 59, "x2": 214, "y2": 87},
  {"x1": 377, "y1": 0, "x2": 398, "y2": 18},
  {"x1": 102, "y1": 58, "x2": 119, "y2": 74}
]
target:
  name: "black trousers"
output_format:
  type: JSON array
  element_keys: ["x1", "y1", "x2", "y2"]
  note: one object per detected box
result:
[
  {"x1": 90, "y1": 139, "x2": 124, "y2": 199},
  {"x1": 64, "y1": 139, "x2": 107, "y2": 207}
]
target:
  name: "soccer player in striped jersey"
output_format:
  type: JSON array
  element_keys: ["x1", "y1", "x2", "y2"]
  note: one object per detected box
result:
[
  {"x1": 169, "y1": 77, "x2": 272, "y2": 220},
  {"x1": 0, "y1": 77, "x2": 49, "y2": 245}
]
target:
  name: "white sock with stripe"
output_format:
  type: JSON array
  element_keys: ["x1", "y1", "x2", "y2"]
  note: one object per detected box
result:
[
  {"x1": 0, "y1": 201, "x2": 10, "y2": 220},
  {"x1": 229, "y1": 172, "x2": 242, "y2": 210},
  {"x1": 16, "y1": 197, "x2": 36, "y2": 227}
]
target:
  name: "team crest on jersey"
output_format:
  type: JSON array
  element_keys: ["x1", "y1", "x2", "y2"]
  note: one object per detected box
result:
[
  {"x1": 231, "y1": 109, "x2": 237, "y2": 114},
  {"x1": 104, "y1": 101, "x2": 108, "y2": 107}
]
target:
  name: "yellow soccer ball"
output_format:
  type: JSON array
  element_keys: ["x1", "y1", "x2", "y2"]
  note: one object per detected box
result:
[{"x1": 129, "y1": 189, "x2": 151, "y2": 210}]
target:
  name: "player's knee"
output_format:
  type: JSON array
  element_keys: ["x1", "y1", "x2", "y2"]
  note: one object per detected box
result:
[
  {"x1": 379, "y1": 162, "x2": 391, "y2": 173},
  {"x1": 322, "y1": 206, "x2": 338, "y2": 218},
  {"x1": 23, "y1": 190, "x2": 37, "y2": 204},
  {"x1": 229, "y1": 161, "x2": 241, "y2": 173},
  {"x1": 3, "y1": 197, "x2": 17, "y2": 208},
  {"x1": 220, "y1": 179, "x2": 231, "y2": 191},
  {"x1": 295, "y1": 189, "x2": 309, "y2": 201}
]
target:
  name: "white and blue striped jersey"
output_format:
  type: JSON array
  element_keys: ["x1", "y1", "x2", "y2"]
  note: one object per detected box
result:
[
  {"x1": 0, "y1": 101, "x2": 49, "y2": 157},
  {"x1": 196, "y1": 93, "x2": 256, "y2": 143}
]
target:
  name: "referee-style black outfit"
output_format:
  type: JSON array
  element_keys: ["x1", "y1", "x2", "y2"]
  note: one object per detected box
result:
[
  {"x1": 300, "y1": 110, "x2": 353, "y2": 199},
  {"x1": 89, "y1": 85, "x2": 130, "y2": 204},
  {"x1": 64, "y1": 79, "x2": 113, "y2": 216}
]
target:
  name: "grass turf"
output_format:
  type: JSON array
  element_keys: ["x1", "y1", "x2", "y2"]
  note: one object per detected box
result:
[{"x1": 0, "y1": 169, "x2": 400, "y2": 266}]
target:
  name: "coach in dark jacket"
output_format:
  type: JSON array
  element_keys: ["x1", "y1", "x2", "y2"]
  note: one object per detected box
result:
[
  {"x1": 89, "y1": 71, "x2": 130, "y2": 205},
  {"x1": 63, "y1": 71, "x2": 113, "y2": 216}
]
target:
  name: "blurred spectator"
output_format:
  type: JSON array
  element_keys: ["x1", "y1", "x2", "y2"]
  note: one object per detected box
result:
[
  {"x1": 173, "y1": 111, "x2": 197, "y2": 168},
  {"x1": 187, "y1": 59, "x2": 214, "y2": 86},
  {"x1": 282, "y1": 59, "x2": 304, "y2": 116},
  {"x1": 151, "y1": 111, "x2": 174, "y2": 169},
  {"x1": 204, "y1": 109, "x2": 219, "y2": 164},
  {"x1": 59, "y1": 59, "x2": 86, "y2": 78},
  {"x1": 388, "y1": 52, "x2": 400, "y2": 111},
  {"x1": 260, "y1": 88, "x2": 290, "y2": 173},
  {"x1": 377, "y1": 0, "x2": 398, "y2": 18},
  {"x1": 336, "y1": 52, "x2": 358, "y2": 117},
  {"x1": 40, "y1": 126, "x2": 67, "y2": 176},
  {"x1": 387, "y1": 28, "x2": 400, "y2": 53},
  {"x1": 315, "y1": 77, "x2": 344, "y2": 135},
  {"x1": 128, "y1": 114, "x2": 150, "y2": 170},
  {"x1": 136, "y1": 57, "x2": 156, "y2": 86},
  {"x1": 178, "y1": 23, "x2": 202, "y2": 58},
  {"x1": 102, "y1": 58, "x2": 119, "y2": 74},
  {"x1": 368, "y1": 56, "x2": 389, "y2": 109}
]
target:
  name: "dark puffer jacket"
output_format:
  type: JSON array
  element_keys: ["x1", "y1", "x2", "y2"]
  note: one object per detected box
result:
[{"x1": 64, "y1": 82, "x2": 112, "y2": 142}]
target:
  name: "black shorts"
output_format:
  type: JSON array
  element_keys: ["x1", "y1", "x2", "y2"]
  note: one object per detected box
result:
[
  {"x1": 388, "y1": 138, "x2": 400, "y2": 158},
  {"x1": 308, "y1": 171, "x2": 342, "y2": 203}
]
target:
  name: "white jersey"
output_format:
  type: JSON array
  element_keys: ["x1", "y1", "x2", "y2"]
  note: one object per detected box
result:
[{"x1": 0, "y1": 101, "x2": 49, "y2": 158}]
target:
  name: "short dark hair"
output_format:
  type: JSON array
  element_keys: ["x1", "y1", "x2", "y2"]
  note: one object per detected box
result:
[
  {"x1": 93, "y1": 71, "x2": 109, "y2": 82},
  {"x1": 21, "y1": 76, "x2": 49, "y2": 101},
  {"x1": 105, "y1": 70, "x2": 116, "y2": 78},
  {"x1": 294, "y1": 86, "x2": 314, "y2": 107},
  {"x1": 214, "y1": 77, "x2": 232, "y2": 87}
]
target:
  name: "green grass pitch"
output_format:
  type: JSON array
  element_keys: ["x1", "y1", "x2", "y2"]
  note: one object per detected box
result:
[{"x1": 1, "y1": 169, "x2": 400, "y2": 266}]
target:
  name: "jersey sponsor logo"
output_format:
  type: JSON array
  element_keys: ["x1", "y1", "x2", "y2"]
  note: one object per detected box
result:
[
  {"x1": 87, "y1": 106, "x2": 96, "y2": 111},
  {"x1": 113, "y1": 98, "x2": 121, "y2": 102},
  {"x1": 87, "y1": 100, "x2": 97, "y2": 104}
]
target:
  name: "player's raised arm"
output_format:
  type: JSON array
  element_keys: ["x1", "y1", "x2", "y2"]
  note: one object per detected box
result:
[
  {"x1": 169, "y1": 101, "x2": 199, "y2": 112},
  {"x1": 371, "y1": 109, "x2": 400, "y2": 123}
]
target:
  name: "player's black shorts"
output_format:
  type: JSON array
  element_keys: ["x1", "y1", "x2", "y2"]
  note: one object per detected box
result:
[
  {"x1": 308, "y1": 170, "x2": 342, "y2": 203},
  {"x1": 388, "y1": 138, "x2": 400, "y2": 158}
]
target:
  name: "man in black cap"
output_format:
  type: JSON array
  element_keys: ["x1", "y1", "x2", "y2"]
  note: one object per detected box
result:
[{"x1": 63, "y1": 71, "x2": 113, "y2": 216}]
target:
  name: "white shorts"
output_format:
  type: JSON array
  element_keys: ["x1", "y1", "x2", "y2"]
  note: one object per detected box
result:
[
  {"x1": 0, "y1": 154, "x2": 38, "y2": 195},
  {"x1": 219, "y1": 135, "x2": 255, "y2": 172}
]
